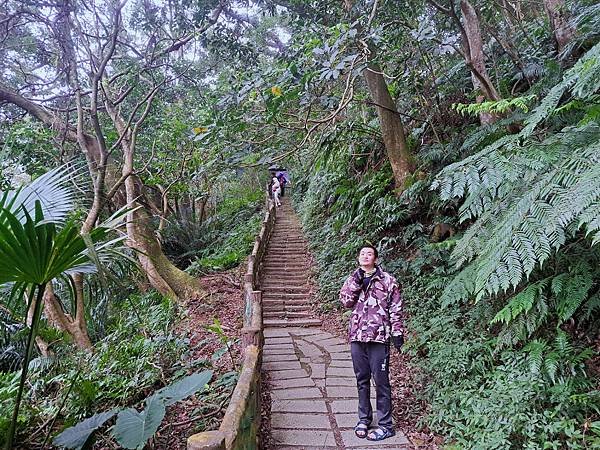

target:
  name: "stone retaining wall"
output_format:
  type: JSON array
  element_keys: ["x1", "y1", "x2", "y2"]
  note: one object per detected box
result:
[{"x1": 187, "y1": 201, "x2": 276, "y2": 450}]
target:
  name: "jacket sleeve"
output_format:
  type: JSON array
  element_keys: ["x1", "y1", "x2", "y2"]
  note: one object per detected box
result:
[
  {"x1": 389, "y1": 279, "x2": 404, "y2": 336},
  {"x1": 340, "y1": 274, "x2": 361, "y2": 308}
]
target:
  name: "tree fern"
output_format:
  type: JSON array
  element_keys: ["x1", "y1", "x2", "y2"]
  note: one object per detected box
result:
[{"x1": 434, "y1": 44, "x2": 600, "y2": 306}]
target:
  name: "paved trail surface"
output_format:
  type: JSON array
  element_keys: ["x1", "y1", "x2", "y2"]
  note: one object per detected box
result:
[{"x1": 261, "y1": 198, "x2": 410, "y2": 449}]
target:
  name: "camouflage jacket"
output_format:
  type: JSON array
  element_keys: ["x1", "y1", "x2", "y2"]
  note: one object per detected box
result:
[{"x1": 339, "y1": 267, "x2": 403, "y2": 343}]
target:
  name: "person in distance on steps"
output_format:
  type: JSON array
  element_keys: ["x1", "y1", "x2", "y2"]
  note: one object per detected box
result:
[
  {"x1": 271, "y1": 174, "x2": 282, "y2": 207},
  {"x1": 339, "y1": 244, "x2": 404, "y2": 441}
]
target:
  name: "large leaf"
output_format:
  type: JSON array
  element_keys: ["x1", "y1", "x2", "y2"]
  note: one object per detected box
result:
[
  {"x1": 157, "y1": 370, "x2": 213, "y2": 406},
  {"x1": 1, "y1": 164, "x2": 79, "y2": 225},
  {"x1": 113, "y1": 394, "x2": 166, "y2": 450},
  {"x1": 53, "y1": 410, "x2": 118, "y2": 450}
]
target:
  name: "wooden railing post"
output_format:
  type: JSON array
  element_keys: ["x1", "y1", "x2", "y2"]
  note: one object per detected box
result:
[{"x1": 242, "y1": 291, "x2": 262, "y2": 348}]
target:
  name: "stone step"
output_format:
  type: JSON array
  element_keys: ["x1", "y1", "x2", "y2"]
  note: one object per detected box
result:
[
  {"x1": 261, "y1": 281, "x2": 307, "y2": 287},
  {"x1": 261, "y1": 270, "x2": 309, "y2": 275},
  {"x1": 268, "y1": 246, "x2": 305, "y2": 250},
  {"x1": 264, "y1": 318, "x2": 322, "y2": 327},
  {"x1": 263, "y1": 305, "x2": 310, "y2": 312},
  {"x1": 262, "y1": 267, "x2": 307, "y2": 271},
  {"x1": 262, "y1": 260, "x2": 306, "y2": 265},
  {"x1": 264, "y1": 258, "x2": 306, "y2": 263},
  {"x1": 269, "y1": 237, "x2": 306, "y2": 241},
  {"x1": 262, "y1": 275, "x2": 308, "y2": 282},
  {"x1": 261, "y1": 275, "x2": 309, "y2": 288},
  {"x1": 261, "y1": 286, "x2": 309, "y2": 293},
  {"x1": 268, "y1": 237, "x2": 304, "y2": 240},
  {"x1": 269, "y1": 245, "x2": 304, "y2": 248},
  {"x1": 263, "y1": 293, "x2": 310, "y2": 299},
  {"x1": 263, "y1": 304, "x2": 308, "y2": 311},
  {"x1": 263, "y1": 299, "x2": 309, "y2": 306},
  {"x1": 262, "y1": 270, "x2": 309, "y2": 275},
  {"x1": 265, "y1": 246, "x2": 306, "y2": 250},
  {"x1": 263, "y1": 256, "x2": 306, "y2": 262},
  {"x1": 261, "y1": 274, "x2": 309, "y2": 280},
  {"x1": 264, "y1": 311, "x2": 312, "y2": 319},
  {"x1": 263, "y1": 256, "x2": 306, "y2": 261},
  {"x1": 262, "y1": 263, "x2": 307, "y2": 268},
  {"x1": 262, "y1": 264, "x2": 308, "y2": 269}
]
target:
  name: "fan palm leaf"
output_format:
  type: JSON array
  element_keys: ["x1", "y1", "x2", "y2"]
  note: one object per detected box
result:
[{"x1": 0, "y1": 165, "x2": 127, "y2": 450}]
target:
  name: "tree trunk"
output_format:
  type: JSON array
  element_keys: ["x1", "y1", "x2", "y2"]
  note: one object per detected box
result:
[
  {"x1": 125, "y1": 174, "x2": 203, "y2": 300},
  {"x1": 43, "y1": 283, "x2": 93, "y2": 350},
  {"x1": 543, "y1": 0, "x2": 575, "y2": 54},
  {"x1": 103, "y1": 96, "x2": 203, "y2": 300},
  {"x1": 362, "y1": 63, "x2": 415, "y2": 191},
  {"x1": 460, "y1": 0, "x2": 501, "y2": 125}
]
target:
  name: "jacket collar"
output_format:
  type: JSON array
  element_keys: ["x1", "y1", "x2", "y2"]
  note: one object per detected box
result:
[{"x1": 373, "y1": 265, "x2": 383, "y2": 280}]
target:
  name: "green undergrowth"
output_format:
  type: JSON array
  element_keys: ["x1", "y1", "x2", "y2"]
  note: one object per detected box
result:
[
  {"x1": 177, "y1": 184, "x2": 263, "y2": 274},
  {"x1": 295, "y1": 164, "x2": 600, "y2": 448},
  {"x1": 0, "y1": 290, "x2": 239, "y2": 448}
]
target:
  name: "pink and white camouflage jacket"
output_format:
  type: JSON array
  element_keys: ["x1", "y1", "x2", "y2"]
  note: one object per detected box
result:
[{"x1": 339, "y1": 267, "x2": 404, "y2": 344}]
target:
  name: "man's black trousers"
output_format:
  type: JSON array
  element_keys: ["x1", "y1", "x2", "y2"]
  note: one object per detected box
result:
[{"x1": 350, "y1": 341, "x2": 393, "y2": 430}]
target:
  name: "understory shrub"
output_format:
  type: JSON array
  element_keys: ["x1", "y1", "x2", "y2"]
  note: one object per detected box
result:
[{"x1": 0, "y1": 290, "x2": 186, "y2": 448}]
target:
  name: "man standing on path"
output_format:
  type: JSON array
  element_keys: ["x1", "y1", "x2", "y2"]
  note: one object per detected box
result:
[{"x1": 339, "y1": 244, "x2": 404, "y2": 441}]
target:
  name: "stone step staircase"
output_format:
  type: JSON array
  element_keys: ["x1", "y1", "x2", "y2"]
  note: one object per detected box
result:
[{"x1": 260, "y1": 198, "x2": 321, "y2": 329}]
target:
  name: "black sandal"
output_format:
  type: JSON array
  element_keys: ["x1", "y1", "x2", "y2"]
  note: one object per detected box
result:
[
  {"x1": 366, "y1": 427, "x2": 395, "y2": 441},
  {"x1": 354, "y1": 423, "x2": 368, "y2": 438}
]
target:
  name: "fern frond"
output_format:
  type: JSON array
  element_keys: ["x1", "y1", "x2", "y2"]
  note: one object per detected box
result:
[
  {"x1": 522, "y1": 42, "x2": 600, "y2": 136},
  {"x1": 523, "y1": 339, "x2": 547, "y2": 375},
  {"x1": 553, "y1": 262, "x2": 593, "y2": 323},
  {"x1": 443, "y1": 134, "x2": 600, "y2": 303},
  {"x1": 491, "y1": 280, "x2": 546, "y2": 325}
]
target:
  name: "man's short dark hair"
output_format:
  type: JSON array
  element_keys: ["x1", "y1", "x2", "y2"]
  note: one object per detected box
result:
[{"x1": 358, "y1": 244, "x2": 378, "y2": 258}]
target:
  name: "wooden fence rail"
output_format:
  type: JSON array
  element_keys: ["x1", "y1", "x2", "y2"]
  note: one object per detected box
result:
[{"x1": 187, "y1": 199, "x2": 276, "y2": 450}]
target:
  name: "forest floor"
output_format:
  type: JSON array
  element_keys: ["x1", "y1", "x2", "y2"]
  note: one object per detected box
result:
[{"x1": 154, "y1": 268, "x2": 246, "y2": 449}]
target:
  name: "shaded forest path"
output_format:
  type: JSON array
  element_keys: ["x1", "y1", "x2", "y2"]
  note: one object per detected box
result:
[{"x1": 260, "y1": 197, "x2": 410, "y2": 449}]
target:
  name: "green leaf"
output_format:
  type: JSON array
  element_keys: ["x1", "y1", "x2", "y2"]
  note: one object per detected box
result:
[
  {"x1": 211, "y1": 346, "x2": 228, "y2": 362},
  {"x1": 157, "y1": 370, "x2": 213, "y2": 406},
  {"x1": 113, "y1": 395, "x2": 166, "y2": 450},
  {"x1": 53, "y1": 410, "x2": 118, "y2": 450}
]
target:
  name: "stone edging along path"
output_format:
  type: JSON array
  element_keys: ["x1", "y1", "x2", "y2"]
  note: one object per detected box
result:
[{"x1": 260, "y1": 198, "x2": 411, "y2": 449}]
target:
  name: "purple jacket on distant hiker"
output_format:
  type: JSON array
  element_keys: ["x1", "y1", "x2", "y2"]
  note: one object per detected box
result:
[{"x1": 339, "y1": 267, "x2": 403, "y2": 343}]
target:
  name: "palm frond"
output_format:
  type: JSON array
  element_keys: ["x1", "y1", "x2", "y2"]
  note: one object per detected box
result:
[{"x1": 0, "y1": 163, "x2": 83, "y2": 225}]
